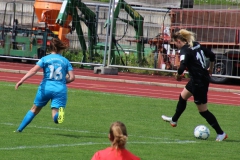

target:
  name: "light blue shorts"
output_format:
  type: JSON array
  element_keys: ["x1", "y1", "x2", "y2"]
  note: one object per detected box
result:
[{"x1": 34, "y1": 88, "x2": 67, "y2": 108}]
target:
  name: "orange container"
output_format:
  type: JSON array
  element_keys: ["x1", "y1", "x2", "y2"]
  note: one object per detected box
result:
[{"x1": 34, "y1": 0, "x2": 72, "y2": 44}]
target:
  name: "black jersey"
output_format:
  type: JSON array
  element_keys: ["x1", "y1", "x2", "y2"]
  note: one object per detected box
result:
[{"x1": 177, "y1": 42, "x2": 215, "y2": 83}]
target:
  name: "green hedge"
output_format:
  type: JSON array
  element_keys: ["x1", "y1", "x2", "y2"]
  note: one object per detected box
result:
[{"x1": 62, "y1": 49, "x2": 175, "y2": 76}]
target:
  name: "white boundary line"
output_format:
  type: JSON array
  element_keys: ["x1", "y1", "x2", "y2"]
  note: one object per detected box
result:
[
  {"x1": 2, "y1": 122, "x2": 176, "y2": 140},
  {"x1": 0, "y1": 140, "x2": 196, "y2": 151},
  {"x1": 1, "y1": 122, "x2": 197, "y2": 150}
]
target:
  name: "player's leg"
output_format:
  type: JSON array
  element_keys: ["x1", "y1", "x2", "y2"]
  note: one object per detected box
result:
[
  {"x1": 197, "y1": 103, "x2": 223, "y2": 133},
  {"x1": 172, "y1": 87, "x2": 192, "y2": 121},
  {"x1": 51, "y1": 92, "x2": 67, "y2": 124},
  {"x1": 162, "y1": 80, "x2": 192, "y2": 127},
  {"x1": 16, "y1": 89, "x2": 49, "y2": 132},
  {"x1": 52, "y1": 107, "x2": 65, "y2": 124},
  {"x1": 16, "y1": 105, "x2": 42, "y2": 132},
  {"x1": 197, "y1": 103, "x2": 227, "y2": 141},
  {"x1": 194, "y1": 83, "x2": 227, "y2": 141}
]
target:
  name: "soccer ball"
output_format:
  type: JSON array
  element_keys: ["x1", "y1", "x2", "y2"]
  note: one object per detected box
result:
[{"x1": 194, "y1": 125, "x2": 210, "y2": 140}]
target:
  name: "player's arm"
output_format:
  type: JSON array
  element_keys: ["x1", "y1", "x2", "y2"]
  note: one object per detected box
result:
[
  {"x1": 201, "y1": 46, "x2": 215, "y2": 75},
  {"x1": 15, "y1": 65, "x2": 41, "y2": 90},
  {"x1": 208, "y1": 61, "x2": 215, "y2": 76},
  {"x1": 66, "y1": 70, "x2": 75, "y2": 84},
  {"x1": 176, "y1": 60, "x2": 186, "y2": 81},
  {"x1": 176, "y1": 49, "x2": 188, "y2": 81},
  {"x1": 177, "y1": 60, "x2": 186, "y2": 75}
]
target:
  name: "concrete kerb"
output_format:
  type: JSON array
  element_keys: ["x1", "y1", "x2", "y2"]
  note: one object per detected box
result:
[{"x1": 0, "y1": 68, "x2": 239, "y2": 93}]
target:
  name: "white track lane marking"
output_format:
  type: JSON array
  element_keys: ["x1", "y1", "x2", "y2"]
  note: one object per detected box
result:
[
  {"x1": 1, "y1": 77, "x2": 240, "y2": 105},
  {"x1": 0, "y1": 82, "x2": 159, "y2": 99}
]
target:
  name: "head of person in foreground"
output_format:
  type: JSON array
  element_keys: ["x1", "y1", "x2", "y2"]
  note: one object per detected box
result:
[{"x1": 109, "y1": 121, "x2": 128, "y2": 149}]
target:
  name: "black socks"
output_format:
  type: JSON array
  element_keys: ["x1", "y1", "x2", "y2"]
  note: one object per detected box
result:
[
  {"x1": 200, "y1": 110, "x2": 224, "y2": 134},
  {"x1": 172, "y1": 95, "x2": 187, "y2": 122}
]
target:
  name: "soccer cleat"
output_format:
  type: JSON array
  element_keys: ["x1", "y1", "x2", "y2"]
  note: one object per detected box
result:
[
  {"x1": 216, "y1": 132, "x2": 228, "y2": 141},
  {"x1": 161, "y1": 115, "x2": 177, "y2": 127},
  {"x1": 14, "y1": 130, "x2": 21, "y2": 133},
  {"x1": 58, "y1": 107, "x2": 65, "y2": 124}
]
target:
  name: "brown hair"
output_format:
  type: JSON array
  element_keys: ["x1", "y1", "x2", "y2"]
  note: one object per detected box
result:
[
  {"x1": 172, "y1": 29, "x2": 195, "y2": 47},
  {"x1": 49, "y1": 38, "x2": 68, "y2": 53},
  {"x1": 109, "y1": 121, "x2": 128, "y2": 150}
]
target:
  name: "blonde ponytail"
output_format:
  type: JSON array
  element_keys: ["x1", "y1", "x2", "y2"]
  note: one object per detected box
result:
[
  {"x1": 172, "y1": 29, "x2": 195, "y2": 47},
  {"x1": 109, "y1": 121, "x2": 128, "y2": 150}
]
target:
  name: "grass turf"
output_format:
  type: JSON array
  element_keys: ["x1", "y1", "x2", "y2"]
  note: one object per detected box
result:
[{"x1": 0, "y1": 81, "x2": 239, "y2": 160}]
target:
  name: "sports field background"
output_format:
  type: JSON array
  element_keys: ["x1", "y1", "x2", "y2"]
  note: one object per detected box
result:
[{"x1": 0, "y1": 81, "x2": 239, "y2": 160}]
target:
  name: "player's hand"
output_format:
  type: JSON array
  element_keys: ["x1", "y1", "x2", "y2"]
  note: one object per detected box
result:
[
  {"x1": 175, "y1": 74, "x2": 183, "y2": 81},
  {"x1": 207, "y1": 67, "x2": 213, "y2": 76},
  {"x1": 15, "y1": 81, "x2": 23, "y2": 90}
]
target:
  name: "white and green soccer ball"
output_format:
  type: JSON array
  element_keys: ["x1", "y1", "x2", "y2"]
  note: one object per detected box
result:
[{"x1": 194, "y1": 125, "x2": 210, "y2": 140}]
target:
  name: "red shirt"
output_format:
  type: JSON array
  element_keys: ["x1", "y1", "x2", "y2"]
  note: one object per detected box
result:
[{"x1": 91, "y1": 147, "x2": 140, "y2": 160}]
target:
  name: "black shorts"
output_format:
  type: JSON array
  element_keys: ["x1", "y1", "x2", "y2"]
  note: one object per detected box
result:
[{"x1": 185, "y1": 79, "x2": 209, "y2": 105}]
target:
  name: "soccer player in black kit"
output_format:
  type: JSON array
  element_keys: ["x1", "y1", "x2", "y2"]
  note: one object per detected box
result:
[{"x1": 161, "y1": 29, "x2": 227, "y2": 141}]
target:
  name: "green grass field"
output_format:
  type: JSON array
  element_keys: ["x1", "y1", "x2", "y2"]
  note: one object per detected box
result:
[{"x1": 0, "y1": 81, "x2": 240, "y2": 160}]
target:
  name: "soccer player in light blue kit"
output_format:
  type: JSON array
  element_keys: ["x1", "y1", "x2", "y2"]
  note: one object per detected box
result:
[{"x1": 15, "y1": 38, "x2": 75, "y2": 132}]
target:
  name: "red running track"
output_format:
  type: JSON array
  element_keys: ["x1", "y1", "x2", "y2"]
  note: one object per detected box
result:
[{"x1": 0, "y1": 61, "x2": 240, "y2": 106}]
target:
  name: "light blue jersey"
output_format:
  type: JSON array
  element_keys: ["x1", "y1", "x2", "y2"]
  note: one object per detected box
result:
[{"x1": 34, "y1": 54, "x2": 73, "y2": 108}]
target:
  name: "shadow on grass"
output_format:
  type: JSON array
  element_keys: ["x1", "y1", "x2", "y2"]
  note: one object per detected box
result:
[
  {"x1": 223, "y1": 139, "x2": 240, "y2": 143},
  {"x1": 52, "y1": 133, "x2": 106, "y2": 139}
]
